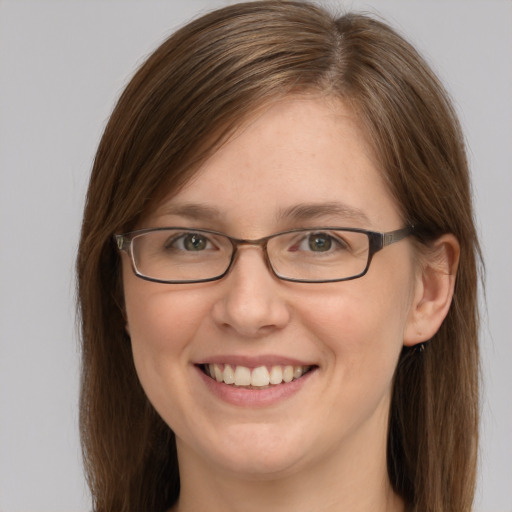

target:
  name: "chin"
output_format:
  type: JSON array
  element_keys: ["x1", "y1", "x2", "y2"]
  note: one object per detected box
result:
[{"x1": 179, "y1": 421, "x2": 312, "y2": 479}]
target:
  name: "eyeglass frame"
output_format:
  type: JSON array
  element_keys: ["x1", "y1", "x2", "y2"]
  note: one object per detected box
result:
[{"x1": 114, "y1": 225, "x2": 414, "y2": 284}]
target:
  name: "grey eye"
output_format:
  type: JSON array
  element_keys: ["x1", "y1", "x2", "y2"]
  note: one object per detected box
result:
[
  {"x1": 182, "y1": 233, "x2": 208, "y2": 251},
  {"x1": 308, "y1": 233, "x2": 332, "y2": 252}
]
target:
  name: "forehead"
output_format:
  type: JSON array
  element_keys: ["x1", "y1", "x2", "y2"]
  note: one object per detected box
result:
[{"x1": 150, "y1": 96, "x2": 402, "y2": 233}]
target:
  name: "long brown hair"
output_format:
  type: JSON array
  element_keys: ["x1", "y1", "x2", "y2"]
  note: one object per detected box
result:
[{"x1": 77, "y1": 2, "x2": 481, "y2": 510}]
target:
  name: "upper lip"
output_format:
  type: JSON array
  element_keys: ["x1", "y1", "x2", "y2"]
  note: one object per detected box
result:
[{"x1": 194, "y1": 354, "x2": 316, "y2": 368}]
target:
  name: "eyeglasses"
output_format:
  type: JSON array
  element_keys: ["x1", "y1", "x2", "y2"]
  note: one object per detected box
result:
[{"x1": 114, "y1": 226, "x2": 413, "y2": 284}]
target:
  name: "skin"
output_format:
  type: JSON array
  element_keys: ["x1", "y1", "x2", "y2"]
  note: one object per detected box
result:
[{"x1": 121, "y1": 96, "x2": 458, "y2": 512}]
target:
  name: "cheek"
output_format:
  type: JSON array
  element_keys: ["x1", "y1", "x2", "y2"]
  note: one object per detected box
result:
[
  {"x1": 122, "y1": 249, "x2": 210, "y2": 349},
  {"x1": 297, "y1": 269, "x2": 414, "y2": 374},
  {"x1": 126, "y1": 290, "x2": 203, "y2": 351},
  {"x1": 123, "y1": 280, "x2": 215, "y2": 427},
  {"x1": 122, "y1": 269, "x2": 211, "y2": 386}
]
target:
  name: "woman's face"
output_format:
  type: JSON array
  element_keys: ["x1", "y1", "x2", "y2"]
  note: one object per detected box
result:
[{"x1": 122, "y1": 96, "x2": 419, "y2": 480}]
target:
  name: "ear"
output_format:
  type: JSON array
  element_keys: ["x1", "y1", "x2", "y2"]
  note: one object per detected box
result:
[{"x1": 404, "y1": 234, "x2": 460, "y2": 347}]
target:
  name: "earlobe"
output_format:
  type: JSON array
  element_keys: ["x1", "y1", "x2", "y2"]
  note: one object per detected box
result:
[{"x1": 404, "y1": 234, "x2": 460, "y2": 347}]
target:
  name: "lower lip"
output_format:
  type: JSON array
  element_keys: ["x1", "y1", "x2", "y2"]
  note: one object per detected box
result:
[{"x1": 195, "y1": 365, "x2": 316, "y2": 407}]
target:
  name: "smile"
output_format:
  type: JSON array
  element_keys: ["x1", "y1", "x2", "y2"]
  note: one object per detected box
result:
[{"x1": 201, "y1": 363, "x2": 313, "y2": 388}]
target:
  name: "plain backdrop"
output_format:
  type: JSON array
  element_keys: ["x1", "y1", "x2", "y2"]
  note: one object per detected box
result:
[{"x1": 0, "y1": 1, "x2": 510, "y2": 511}]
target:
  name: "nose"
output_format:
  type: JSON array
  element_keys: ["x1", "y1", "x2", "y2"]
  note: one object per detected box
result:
[{"x1": 211, "y1": 246, "x2": 291, "y2": 338}]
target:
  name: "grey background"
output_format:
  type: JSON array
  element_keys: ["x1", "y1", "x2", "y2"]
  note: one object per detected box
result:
[{"x1": 0, "y1": 1, "x2": 510, "y2": 511}]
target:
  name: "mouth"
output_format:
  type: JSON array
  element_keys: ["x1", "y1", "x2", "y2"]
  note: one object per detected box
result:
[{"x1": 199, "y1": 363, "x2": 315, "y2": 389}]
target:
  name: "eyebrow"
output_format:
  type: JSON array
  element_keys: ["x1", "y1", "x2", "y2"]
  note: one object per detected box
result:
[
  {"x1": 158, "y1": 201, "x2": 370, "y2": 225},
  {"x1": 277, "y1": 202, "x2": 370, "y2": 225},
  {"x1": 159, "y1": 203, "x2": 222, "y2": 221}
]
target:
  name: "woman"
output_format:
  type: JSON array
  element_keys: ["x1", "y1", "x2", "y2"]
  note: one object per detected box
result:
[{"x1": 77, "y1": 1, "x2": 481, "y2": 511}]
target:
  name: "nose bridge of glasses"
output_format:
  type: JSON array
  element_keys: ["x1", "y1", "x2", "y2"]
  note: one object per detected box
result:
[{"x1": 228, "y1": 236, "x2": 273, "y2": 271}]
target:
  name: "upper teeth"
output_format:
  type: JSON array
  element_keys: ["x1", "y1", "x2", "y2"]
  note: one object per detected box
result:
[{"x1": 205, "y1": 364, "x2": 310, "y2": 387}]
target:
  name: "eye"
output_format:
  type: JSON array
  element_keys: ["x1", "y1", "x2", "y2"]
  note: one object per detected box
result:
[
  {"x1": 294, "y1": 232, "x2": 348, "y2": 253},
  {"x1": 168, "y1": 232, "x2": 214, "y2": 251},
  {"x1": 307, "y1": 233, "x2": 333, "y2": 252}
]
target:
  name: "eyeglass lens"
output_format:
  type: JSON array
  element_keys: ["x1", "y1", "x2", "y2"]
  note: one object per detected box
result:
[{"x1": 128, "y1": 228, "x2": 372, "y2": 283}]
